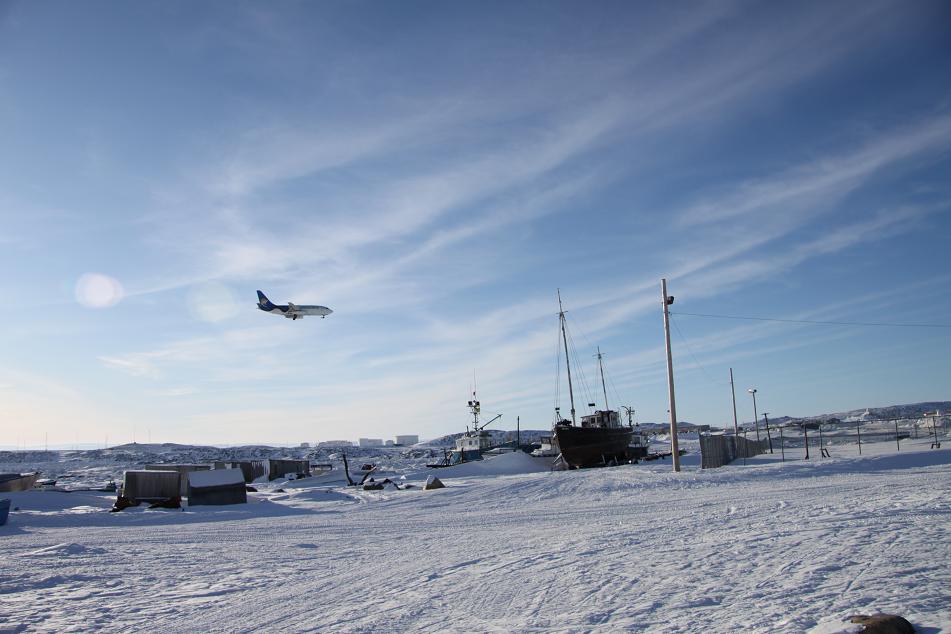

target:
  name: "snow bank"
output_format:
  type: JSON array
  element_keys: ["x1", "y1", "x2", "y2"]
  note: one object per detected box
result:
[{"x1": 416, "y1": 451, "x2": 552, "y2": 479}]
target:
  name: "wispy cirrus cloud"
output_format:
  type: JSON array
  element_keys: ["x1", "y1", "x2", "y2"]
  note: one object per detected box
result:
[
  {"x1": 36, "y1": 0, "x2": 948, "y2": 442},
  {"x1": 127, "y1": 0, "x2": 913, "y2": 308},
  {"x1": 678, "y1": 114, "x2": 951, "y2": 228}
]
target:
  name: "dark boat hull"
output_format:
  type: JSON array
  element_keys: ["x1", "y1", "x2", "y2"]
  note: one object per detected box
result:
[
  {"x1": 0, "y1": 473, "x2": 38, "y2": 493},
  {"x1": 554, "y1": 426, "x2": 634, "y2": 468}
]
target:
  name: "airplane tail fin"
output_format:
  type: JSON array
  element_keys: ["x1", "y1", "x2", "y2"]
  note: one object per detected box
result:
[{"x1": 256, "y1": 290, "x2": 275, "y2": 310}]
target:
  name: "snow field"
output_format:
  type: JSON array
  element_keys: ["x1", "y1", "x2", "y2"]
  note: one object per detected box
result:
[{"x1": 0, "y1": 441, "x2": 948, "y2": 633}]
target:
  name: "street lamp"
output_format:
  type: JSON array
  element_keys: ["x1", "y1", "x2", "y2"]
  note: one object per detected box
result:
[{"x1": 748, "y1": 388, "x2": 761, "y2": 442}]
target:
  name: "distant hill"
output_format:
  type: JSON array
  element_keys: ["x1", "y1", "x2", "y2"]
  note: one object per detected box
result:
[
  {"x1": 109, "y1": 442, "x2": 220, "y2": 452},
  {"x1": 636, "y1": 421, "x2": 704, "y2": 431},
  {"x1": 424, "y1": 429, "x2": 551, "y2": 447},
  {"x1": 777, "y1": 401, "x2": 950, "y2": 425}
]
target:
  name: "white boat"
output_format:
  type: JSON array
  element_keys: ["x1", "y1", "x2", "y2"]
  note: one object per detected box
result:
[
  {"x1": 429, "y1": 389, "x2": 503, "y2": 468},
  {"x1": 531, "y1": 435, "x2": 558, "y2": 457}
]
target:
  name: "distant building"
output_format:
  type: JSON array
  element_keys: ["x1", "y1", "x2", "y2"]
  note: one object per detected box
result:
[
  {"x1": 358, "y1": 438, "x2": 384, "y2": 448},
  {"x1": 395, "y1": 435, "x2": 419, "y2": 446},
  {"x1": 318, "y1": 440, "x2": 354, "y2": 448}
]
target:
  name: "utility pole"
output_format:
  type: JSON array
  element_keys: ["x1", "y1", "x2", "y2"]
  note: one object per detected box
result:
[
  {"x1": 730, "y1": 368, "x2": 740, "y2": 456},
  {"x1": 763, "y1": 412, "x2": 773, "y2": 453},
  {"x1": 661, "y1": 279, "x2": 680, "y2": 472}
]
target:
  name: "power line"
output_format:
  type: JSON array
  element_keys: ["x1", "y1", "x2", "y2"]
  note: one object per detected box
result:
[
  {"x1": 669, "y1": 314, "x2": 728, "y2": 387},
  {"x1": 669, "y1": 311, "x2": 951, "y2": 329}
]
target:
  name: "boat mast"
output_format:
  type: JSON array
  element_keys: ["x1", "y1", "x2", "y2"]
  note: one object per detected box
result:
[
  {"x1": 558, "y1": 289, "x2": 576, "y2": 425},
  {"x1": 597, "y1": 346, "x2": 609, "y2": 412}
]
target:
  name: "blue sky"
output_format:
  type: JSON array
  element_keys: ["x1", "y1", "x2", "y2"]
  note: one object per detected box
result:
[{"x1": 1, "y1": 1, "x2": 950, "y2": 447}]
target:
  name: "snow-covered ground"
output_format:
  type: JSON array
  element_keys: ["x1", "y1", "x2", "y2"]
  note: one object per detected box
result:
[{"x1": 1, "y1": 438, "x2": 948, "y2": 633}]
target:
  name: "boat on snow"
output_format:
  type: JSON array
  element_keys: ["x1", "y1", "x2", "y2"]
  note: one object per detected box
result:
[
  {"x1": 428, "y1": 390, "x2": 502, "y2": 468},
  {"x1": 0, "y1": 472, "x2": 39, "y2": 493},
  {"x1": 554, "y1": 410, "x2": 638, "y2": 468},
  {"x1": 549, "y1": 291, "x2": 638, "y2": 468}
]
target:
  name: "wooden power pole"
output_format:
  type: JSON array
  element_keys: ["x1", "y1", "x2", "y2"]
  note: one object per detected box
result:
[{"x1": 662, "y1": 278, "x2": 680, "y2": 472}]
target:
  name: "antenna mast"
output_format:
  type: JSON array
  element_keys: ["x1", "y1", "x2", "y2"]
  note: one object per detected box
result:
[
  {"x1": 622, "y1": 406, "x2": 635, "y2": 425},
  {"x1": 468, "y1": 385, "x2": 480, "y2": 432},
  {"x1": 558, "y1": 289, "x2": 576, "y2": 425}
]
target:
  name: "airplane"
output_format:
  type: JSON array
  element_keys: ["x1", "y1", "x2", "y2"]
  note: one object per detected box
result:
[{"x1": 256, "y1": 290, "x2": 333, "y2": 320}]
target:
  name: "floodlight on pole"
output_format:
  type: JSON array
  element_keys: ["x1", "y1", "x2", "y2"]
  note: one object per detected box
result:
[{"x1": 747, "y1": 388, "x2": 760, "y2": 442}]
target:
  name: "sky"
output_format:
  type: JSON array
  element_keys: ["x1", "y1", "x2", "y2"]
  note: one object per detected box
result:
[{"x1": 1, "y1": 0, "x2": 950, "y2": 448}]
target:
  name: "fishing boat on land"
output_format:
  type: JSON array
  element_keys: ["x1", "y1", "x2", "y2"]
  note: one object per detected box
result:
[
  {"x1": 428, "y1": 390, "x2": 502, "y2": 468},
  {"x1": 0, "y1": 472, "x2": 39, "y2": 493},
  {"x1": 551, "y1": 291, "x2": 636, "y2": 468}
]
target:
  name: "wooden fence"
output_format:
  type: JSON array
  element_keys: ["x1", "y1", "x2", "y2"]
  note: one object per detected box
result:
[{"x1": 700, "y1": 435, "x2": 769, "y2": 469}]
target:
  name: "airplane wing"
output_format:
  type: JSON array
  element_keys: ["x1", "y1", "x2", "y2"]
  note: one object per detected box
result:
[{"x1": 287, "y1": 302, "x2": 298, "y2": 311}]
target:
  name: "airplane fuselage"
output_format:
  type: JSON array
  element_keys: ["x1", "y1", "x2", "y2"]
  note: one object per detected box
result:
[
  {"x1": 258, "y1": 304, "x2": 332, "y2": 319},
  {"x1": 256, "y1": 291, "x2": 332, "y2": 320}
]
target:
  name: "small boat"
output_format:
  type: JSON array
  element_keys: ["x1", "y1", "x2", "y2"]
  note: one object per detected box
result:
[
  {"x1": 0, "y1": 473, "x2": 38, "y2": 493},
  {"x1": 428, "y1": 390, "x2": 502, "y2": 467},
  {"x1": 628, "y1": 425, "x2": 649, "y2": 460},
  {"x1": 531, "y1": 435, "x2": 559, "y2": 458}
]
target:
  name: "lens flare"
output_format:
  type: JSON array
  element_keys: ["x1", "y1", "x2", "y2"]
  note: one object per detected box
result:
[{"x1": 75, "y1": 273, "x2": 124, "y2": 308}]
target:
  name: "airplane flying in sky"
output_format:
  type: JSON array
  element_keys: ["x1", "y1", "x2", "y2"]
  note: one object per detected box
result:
[{"x1": 256, "y1": 290, "x2": 333, "y2": 320}]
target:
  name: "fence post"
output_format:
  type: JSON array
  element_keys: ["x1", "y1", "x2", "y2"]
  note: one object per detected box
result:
[
  {"x1": 857, "y1": 421, "x2": 862, "y2": 455},
  {"x1": 895, "y1": 419, "x2": 900, "y2": 452},
  {"x1": 803, "y1": 425, "x2": 810, "y2": 460},
  {"x1": 743, "y1": 428, "x2": 748, "y2": 464}
]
